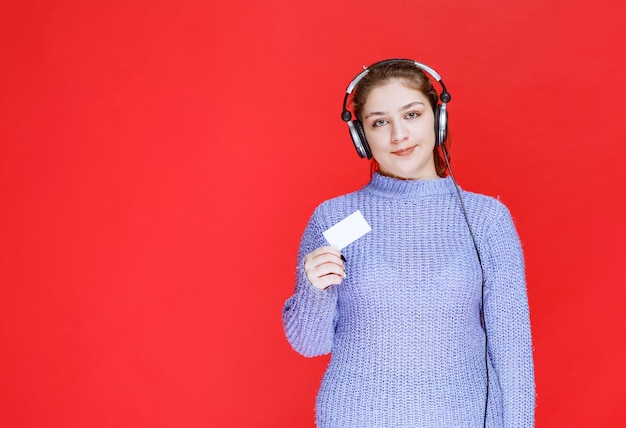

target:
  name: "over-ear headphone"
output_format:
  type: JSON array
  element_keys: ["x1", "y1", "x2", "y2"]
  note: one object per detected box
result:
[{"x1": 341, "y1": 59, "x2": 452, "y2": 159}]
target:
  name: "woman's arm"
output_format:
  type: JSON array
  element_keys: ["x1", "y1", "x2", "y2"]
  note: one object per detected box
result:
[
  {"x1": 482, "y1": 206, "x2": 535, "y2": 427},
  {"x1": 282, "y1": 212, "x2": 342, "y2": 357}
]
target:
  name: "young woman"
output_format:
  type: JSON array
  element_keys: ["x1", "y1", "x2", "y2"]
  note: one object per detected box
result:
[{"x1": 282, "y1": 59, "x2": 535, "y2": 427}]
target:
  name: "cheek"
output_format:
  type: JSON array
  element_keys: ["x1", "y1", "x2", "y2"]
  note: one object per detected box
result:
[
  {"x1": 363, "y1": 128, "x2": 386, "y2": 149},
  {"x1": 416, "y1": 118, "x2": 437, "y2": 143}
]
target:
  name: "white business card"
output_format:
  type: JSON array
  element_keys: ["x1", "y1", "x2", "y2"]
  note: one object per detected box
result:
[{"x1": 322, "y1": 210, "x2": 371, "y2": 250}]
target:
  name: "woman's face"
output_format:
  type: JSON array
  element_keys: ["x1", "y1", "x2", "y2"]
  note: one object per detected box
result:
[{"x1": 361, "y1": 79, "x2": 437, "y2": 180}]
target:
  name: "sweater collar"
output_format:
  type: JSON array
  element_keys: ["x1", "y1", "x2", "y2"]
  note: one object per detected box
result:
[{"x1": 364, "y1": 172, "x2": 458, "y2": 199}]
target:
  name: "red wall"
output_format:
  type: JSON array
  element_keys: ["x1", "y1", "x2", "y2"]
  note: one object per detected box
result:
[{"x1": 1, "y1": 1, "x2": 625, "y2": 426}]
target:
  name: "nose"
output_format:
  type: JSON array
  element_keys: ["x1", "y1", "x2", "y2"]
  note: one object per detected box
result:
[{"x1": 390, "y1": 122, "x2": 408, "y2": 143}]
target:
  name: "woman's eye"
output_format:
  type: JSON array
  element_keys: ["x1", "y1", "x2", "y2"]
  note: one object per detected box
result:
[
  {"x1": 373, "y1": 119, "x2": 388, "y2": 127},
  {"x1": 405, "y1": 111, "x2": 420, "y2": 119}
]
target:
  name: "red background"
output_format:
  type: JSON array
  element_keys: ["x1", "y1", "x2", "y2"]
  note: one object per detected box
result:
[{"x1": 2, "y1": 0, "x2": 625, "y2": 426}]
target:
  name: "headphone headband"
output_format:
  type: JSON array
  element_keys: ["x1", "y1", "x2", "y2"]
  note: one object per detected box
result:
[{"x1": 346, "y1": 59, "x2": 444, "y2": 94}]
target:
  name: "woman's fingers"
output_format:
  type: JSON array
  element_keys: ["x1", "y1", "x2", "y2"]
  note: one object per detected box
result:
[{"x1": 304, "y1": 246, "x2": 346, "y2": 290}]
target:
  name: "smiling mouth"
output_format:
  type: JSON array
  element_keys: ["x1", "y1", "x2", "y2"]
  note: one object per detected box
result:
[{"x1": 392, "y1": 146, "x2": 417, "y2": 156}]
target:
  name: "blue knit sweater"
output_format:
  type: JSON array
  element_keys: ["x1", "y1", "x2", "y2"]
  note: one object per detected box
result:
[{"x1": 282, "y1": 173, "x2": 535, "y2": 427}]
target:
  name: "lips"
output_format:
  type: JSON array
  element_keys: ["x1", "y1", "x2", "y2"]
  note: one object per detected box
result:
[{"x1": 392, "y1": 145, "x2": 417, "y2": 156}]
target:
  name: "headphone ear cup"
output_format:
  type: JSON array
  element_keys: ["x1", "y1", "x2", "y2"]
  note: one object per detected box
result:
[
  {"x1": 434, "y1": 104, "x2": 448, "y2": 147},
  {"x1": 354, "y1": 120, "x2": 372, "y2": 159},
  {"x1": 348, "y1": 120, "x2": 372, "y2": 159}
]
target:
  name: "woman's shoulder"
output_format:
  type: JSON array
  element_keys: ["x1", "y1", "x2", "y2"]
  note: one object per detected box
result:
[
  {"x1": 460, "y1": 188, "x2": 514, "y2": 224},
  {"x1": 307, "y1": 187, "x2": 369, "y2": 229},
  {"x1": 315, "y1": 189, "x2": 360, "y2": 212}
]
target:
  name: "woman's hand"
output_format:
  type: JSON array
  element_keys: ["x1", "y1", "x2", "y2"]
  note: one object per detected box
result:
[{"x1": 304, "y1": 246, "x2": 346, "y2": 290}]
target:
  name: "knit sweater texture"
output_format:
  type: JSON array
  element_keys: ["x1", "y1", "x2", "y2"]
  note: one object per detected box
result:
[{"x1": 282, "y1": 173, "x2": 535, "y2": 428}]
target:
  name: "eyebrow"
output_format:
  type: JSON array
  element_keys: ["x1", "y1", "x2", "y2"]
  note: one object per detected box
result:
[{"x1": 364, "y1": 102, "x2": 425, "y2": 119}]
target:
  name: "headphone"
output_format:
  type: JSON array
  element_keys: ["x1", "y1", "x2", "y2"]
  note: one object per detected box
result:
[{"x1": 341, "y1": 59, "x2": 452, "y2": 159}]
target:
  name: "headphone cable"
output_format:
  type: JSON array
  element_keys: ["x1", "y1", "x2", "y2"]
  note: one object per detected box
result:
[{"x1": 441, "y1": 144, "x2": 489, "y2": 428}]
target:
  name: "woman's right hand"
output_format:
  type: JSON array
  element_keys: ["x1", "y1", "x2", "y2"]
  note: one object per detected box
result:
[{"x1": 304, "y1": 246, "x2": 346, "y2": 290}]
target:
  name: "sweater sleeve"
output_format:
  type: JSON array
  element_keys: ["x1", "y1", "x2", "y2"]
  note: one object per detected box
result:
[
  {"x1": 481, "y1": 206, "x2": 535, "y2": 427},
  {"x1": 282, "y1": 209, "x2": 339, "y2": 358}
]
